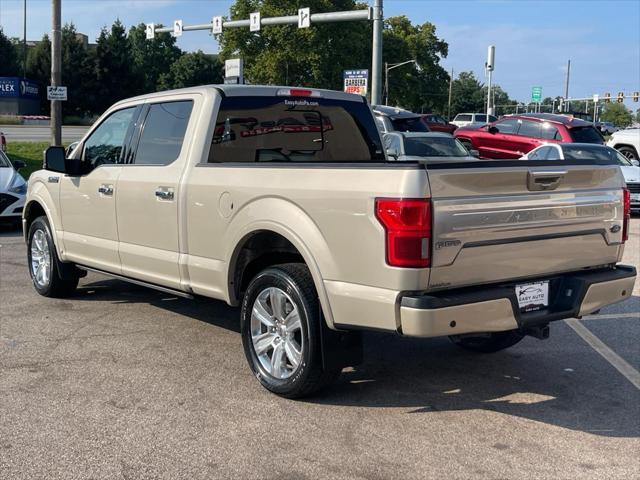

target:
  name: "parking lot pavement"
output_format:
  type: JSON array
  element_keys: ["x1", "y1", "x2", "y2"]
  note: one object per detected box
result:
[
  {"x1": 0, "y1": 125, "x2": 89, "y2": 143},
  {"x1": 1, "y1": 220, "x2": 639, "y2": 480}
]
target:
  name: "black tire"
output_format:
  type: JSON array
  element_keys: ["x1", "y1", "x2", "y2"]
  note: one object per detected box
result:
[
  {"x1": 617, "y1": 146, "x2": 639, "y2": 161},
  {"x1": 449, "y1": 329, "x2": 525, "y2": 353},
  {"x1": 241, "y1": 263, "x2": 340, "y2": 398},
  {"x1": 27, "y1": 216, "x2": 79, "y2": 298}
]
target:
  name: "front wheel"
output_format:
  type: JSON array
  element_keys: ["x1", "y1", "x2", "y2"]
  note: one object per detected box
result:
[
  {"x1": 617, "y1": 146, "x2": 639, "y2": 161},
  {"x1": 27, "y1": 216, "x2": 79, "y2": 297},
  {"x1": 449, "y1": 330, "x2": 525, "y2": 353},
  {"x1": 241, "y1": 263, "x2": 340, "y2": 398}
]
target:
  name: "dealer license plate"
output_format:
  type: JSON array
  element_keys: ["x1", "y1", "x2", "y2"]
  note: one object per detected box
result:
[{"x1": 516, "y1": 281, "x2": 549, "y2": 312}]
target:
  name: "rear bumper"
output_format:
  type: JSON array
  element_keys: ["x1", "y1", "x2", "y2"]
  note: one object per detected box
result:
[{"x1": 400, "y1": 265, "x2": 636, "y2": 338}]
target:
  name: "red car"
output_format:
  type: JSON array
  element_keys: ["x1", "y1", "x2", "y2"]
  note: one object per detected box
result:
[
  {"x1": 420, "y1": 114, "x2": 457, "y2": 134},
  {"x1": 454, "y1": 113, "x2": 604, "y2": 159}
]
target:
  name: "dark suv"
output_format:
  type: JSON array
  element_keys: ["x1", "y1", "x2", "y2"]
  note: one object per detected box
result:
[{"x1": 454, "y1": 113, "x2": 604, "y2": 159}]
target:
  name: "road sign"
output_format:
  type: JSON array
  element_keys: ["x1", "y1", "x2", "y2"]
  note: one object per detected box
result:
[
  {"x1": 145, "y1": 23, "x2": 155, "y2": 40},
  {"x1": 172, "y1": 19, "x2": 183, "y2": 37},
  {"x1": 343, "y1": 69, "x2": 368, "y2": 96},
  {"x1": 250, "y1": 12, "x2": 261, "y2": 31},
  {"x1": 531, "y1": 86, "x2": 542, "y2": 103},
  {"x1": 298, "y1": 8, "x2": 310, "y2": 28},
  {"x1": 212, "y1": 16, "x2": 223, "y2": 34},
  {"x1": 225, "y1": 58, "x2": 244, "y2": 84},
  {"x1": 593, "y1": 94, "x2": 599, "y2": 103},
  {"x1": 47, "y1": 86, "x2": 67, "y2": 101}
]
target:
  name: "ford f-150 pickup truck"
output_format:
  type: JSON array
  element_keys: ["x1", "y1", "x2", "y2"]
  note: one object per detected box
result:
[{"x1": 24, "y1": 85, "x2": 636, "y2": 398}]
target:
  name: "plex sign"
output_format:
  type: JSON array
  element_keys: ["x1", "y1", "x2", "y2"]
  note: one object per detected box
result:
[{"x1": 0, "y1": 77, "x2": 40, "y2": 99}]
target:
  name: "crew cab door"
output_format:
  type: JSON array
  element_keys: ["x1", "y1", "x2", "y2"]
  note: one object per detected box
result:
[
  {"x1": 59, "y1": 106, "x2": 139, "y2": 272},
  {"x1": 115, "y1": 98, "x2": 195, "y2": 290}
]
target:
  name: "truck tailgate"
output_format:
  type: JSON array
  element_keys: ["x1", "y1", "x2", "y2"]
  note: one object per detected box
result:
[{"x1": 427, "y1": 162, "x2": 625, "y2": 290}]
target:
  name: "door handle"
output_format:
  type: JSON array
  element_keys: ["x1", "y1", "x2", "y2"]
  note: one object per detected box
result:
[
  {"x1": 98, "y1": 184, "x2": 114, "y2": 195},
  {"x1": 155, "y1": 188, "x2": 174, "y2": 201}
]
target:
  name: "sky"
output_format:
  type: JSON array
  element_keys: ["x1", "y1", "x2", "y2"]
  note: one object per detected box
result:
[{"x1": 1, "y1": 0, "x2": 639, "y2": 104}]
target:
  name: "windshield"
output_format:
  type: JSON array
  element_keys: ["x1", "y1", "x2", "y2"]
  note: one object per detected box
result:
[
  {"x1": 404, "y1": 136, "x2": 470, "y2": 157},
  {"x1": 0, "y1": 151, "x2": 11, "y2": 167},
  {"x1": 561, "y1": 144, "x2": 624, "y2": 163},
  {"x1": 391, "y1": 117, "x2": 429, "y2": 132},
  {"x1": 569, "y1": 126, "x2": 604, "y2": 144}
]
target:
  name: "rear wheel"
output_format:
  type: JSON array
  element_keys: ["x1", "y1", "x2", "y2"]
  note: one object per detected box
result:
[
  {"x1": 449, "y1": 330, "x2": 525, "y2": 353},
  {"x1": 27, "y1": 216, "x2": 79, "y2": 298},
  {"x1": 617, "y1": 146, "x2": 639, "y2": 161},
  {"x1": 241, "y1": 263, "x2": 340, "y2": 398}
]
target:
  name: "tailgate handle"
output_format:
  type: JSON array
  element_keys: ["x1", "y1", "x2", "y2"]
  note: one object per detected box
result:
[{"x1": 527, "y1": 170, "x2": 567, "y2": 191}]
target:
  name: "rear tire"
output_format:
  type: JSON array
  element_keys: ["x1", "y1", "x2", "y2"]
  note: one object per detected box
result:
[
  {"x1": 449, "y1": 330, "x2": 525, "y2": 353},
  {"x1": 27, "y1": 216, "x2": 79, "y2": 298},
  {"x1": 241, "y1": 263, "x2": 340, "y2": 398},
  {"x1": 617, "y1": 146, "x2": 639, "y2": 161}
]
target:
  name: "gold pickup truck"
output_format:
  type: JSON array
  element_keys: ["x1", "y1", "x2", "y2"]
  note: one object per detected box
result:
[{"x1": 23, "y1": 85, "x2": 636, "y2": 397}]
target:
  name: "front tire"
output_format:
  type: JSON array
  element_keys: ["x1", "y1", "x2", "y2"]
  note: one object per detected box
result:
[
  {"x1": 617, "y1": 146, "x2": 639, "y2": 161},
  {"x1": 27, "y1": 216, "x2": 79, "y2": 298},
  {"x1": 449, "y1": 329, "x2": 525, "y2": 353},
  {"x1": 241, "y1": 263, "x2": 340, "y2": 398}
]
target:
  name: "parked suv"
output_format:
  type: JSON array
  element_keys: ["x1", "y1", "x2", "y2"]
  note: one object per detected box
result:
[
  {"x1": 451, "y1": 113, "x2": 497, "y2": 128},
  {"x1": 372, "y1": 105, "x2": 429, "y2": 133},
  {"x1": 420, "y1": 114, "x2": 457, "y2": 134},
  {"x1": 455, "y1": 113, "x2": 604, "y2": 159},
  {"x1": 607, "y1": 128, "x2": 640, "y2": 161}
]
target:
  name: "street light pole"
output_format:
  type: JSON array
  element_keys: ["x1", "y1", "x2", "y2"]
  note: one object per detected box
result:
[
  {"x1": 384, "y1": 59, "x2": 418, "y2": 106},
  {"x1": 51, "y1": 0, "x2": 61, "y2": 146},
  {"x1": 22, "y1": 0, "x2": 27, "y2": 78},
  {"x1": 447, "y1": 68, "x2": 453, "y2": 121},
  {"x1": 370, "y1": 0, "x2": 383, "y2": 105}
]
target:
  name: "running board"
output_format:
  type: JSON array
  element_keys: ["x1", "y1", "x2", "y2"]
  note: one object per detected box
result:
[{"x1": 80, "y1": 266, "x2": 194, "y2": 299}]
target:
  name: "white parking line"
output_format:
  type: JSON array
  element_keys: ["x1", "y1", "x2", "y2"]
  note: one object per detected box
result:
[
  {"x1": 582, "y1": 313, "x2": 640, "y2": 320},
  {"x1": 565, "y1": 318, "x2": 640, "y2": 390}
]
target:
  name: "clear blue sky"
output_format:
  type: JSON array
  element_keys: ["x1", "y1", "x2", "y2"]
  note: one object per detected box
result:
[{"x1": 1, "y1": 0, "x2": 639, "y2": 104}]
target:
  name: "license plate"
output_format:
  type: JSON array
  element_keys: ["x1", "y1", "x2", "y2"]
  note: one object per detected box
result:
[{"x1": 516, "y1": 281, "x2": 549, "y2": 312}]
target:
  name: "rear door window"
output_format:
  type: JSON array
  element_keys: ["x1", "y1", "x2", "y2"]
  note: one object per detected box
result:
[
  {"x1": 455, "y1": 114, "x2": 472, "y2": 122},
  {"x1": 134, "y1": 101, "x2": 193, "y2": 166},
  {"x1": 474, "y1": 114, "x2": 487, "y2": 123},
  {"x1": 569, "y1": 126, "x2": 604, "y2": 144},
  {"x1": 518, "y1": 120, "x2": 542, "y2": 138},
  {"x1": 208, "y1": 96, "x2": 384, "y2": 163},
  {"x1": 540, "y1": 122, "x2": 561, "y2": 140},
  {"x1": 494, "y1": 118, "x2": 520, "y2": 134}
]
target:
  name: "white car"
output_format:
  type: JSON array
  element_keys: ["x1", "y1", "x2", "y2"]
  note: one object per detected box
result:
[
  {"x1": 597, "y1": 121, "x2": 619, "y2": 135},
  {"x1": 522, "y1": 142, "x2": 640, "y2": 210},
  {"x1": 0, "y1": 150, "x2": 27, "y2": 224},
  {"x1": 451, "y1": 112, "x2": 497, "y2": 128},
  {"x1": 607, "y1": 128, "x2": 640, "y2": 161}
]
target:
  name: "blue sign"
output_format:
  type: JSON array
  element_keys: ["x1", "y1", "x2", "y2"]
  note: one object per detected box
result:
[{"x1": 0, "y1": 77, "x2": 40, "y2": 99}]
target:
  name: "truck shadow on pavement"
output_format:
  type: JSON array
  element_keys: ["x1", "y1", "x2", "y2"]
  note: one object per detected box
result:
[{"x1": 74, "y1": 278, "x2": 639, "y2": 439}]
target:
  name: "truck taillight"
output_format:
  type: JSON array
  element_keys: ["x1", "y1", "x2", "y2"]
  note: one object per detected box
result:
[
  {"x1": 623, "y1": 188, "x2": 630, "y2": 243},
  {"x1": 375, "y1": 198, "x2": 431, "y2": 268}
]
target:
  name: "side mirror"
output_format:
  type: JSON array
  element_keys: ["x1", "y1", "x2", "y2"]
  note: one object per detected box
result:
[
  {"x1": 386, "y1": 148, "x2": 399, "y2": 160},
  {"x1": 488, "y1": 126, "x2": 499, "y2": 134},
  {"x1": 44, "y1": 146, "x2": 82, "y2": 176},
  {"x1": 470, "y1": 149, "x2": 480, "y2": 158},
  {"x1": 12, "y1": 159, "x2": 26, "y2": 171}
]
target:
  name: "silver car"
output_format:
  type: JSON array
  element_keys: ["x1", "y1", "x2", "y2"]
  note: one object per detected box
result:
[{"x1": 383, "y1": 131, "x2": 479, "y2": 162}]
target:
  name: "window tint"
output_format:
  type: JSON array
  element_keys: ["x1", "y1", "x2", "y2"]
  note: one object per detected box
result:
[
  {"x1": 391, "y1": 117, "x2": 429, "y2": 132},
  {"x1": 569, "y1": 126, "x2": 604, "y2": 144},
  {"x1": 561, "y1": 144, "x2": 618, "y2": 161},
  {"x1": 404, "y1": 136, "x2": 470, "y2": 157},
  {"x1": 494, "y1": 118, "x2": 520, "y2": 134},
  {"x1": 540, "y1": 122, "x2": 560, "y2": 140},
  {"x1": 208, "y1": 96, "x2": 384, "y2": 163},
  {"x1": 545, "y1": 146, "x2": 561, "y2": 160},
  {"x1": 134, "y1": 101, "x2": 193, "y2": 165},
  {"x1": 518, "y1": 120, "x2": 542, "y2": 138},
  {"x1": 488, "y1": 115, "x2": 498, "y2": 123},
  {"x1": 84, "y1": 107, "x2": 136, "y2": 168},
  {"x1": 474, "y1": 114, "x2": 487, "y2": 123},
  {"x1": 528, "y1": 146, "x2": 548, "y2": 160},
  {"x1": 455, "y1": 114, "x2": 472, "y2": 122}
]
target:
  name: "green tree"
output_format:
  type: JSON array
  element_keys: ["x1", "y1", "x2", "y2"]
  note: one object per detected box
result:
[
  {"x1": 449, "y1": 71, "x2": 484, "y2": 115},
  {"x1": 94, "y1": 20, "x2": 136, "y2": 113},
  {"x1": 128, "y1": 23, "x2": 182, "y2": 94},
  {"x1": 26, "y1": 34, "x2": 51, "y2": 114},
  {"x1": 635, "y1": 108, "x2": 640, "y2": 124},
  {"x1": 61, "y1": 23, "x2": 94, "y2": 117},
  {"x1": 0, "y1": 28, "x2": 19, "y2": 76},
  {"x1": 158, "y1": 51, "x2": 223, "y2": 90},
  {"x1": 600, "y1": 102, "x2": 633, "y2": 127}
]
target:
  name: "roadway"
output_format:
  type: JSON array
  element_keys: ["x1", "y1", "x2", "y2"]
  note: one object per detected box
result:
[
  {"x1": 0, "y1": 219, "x2": 638, "y2": 479},
  {"x1": 0, "y1": 125, "x2": 89, "y2": 143}
]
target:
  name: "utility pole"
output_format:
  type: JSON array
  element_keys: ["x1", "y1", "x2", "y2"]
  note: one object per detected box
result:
[
  {"x1": 447, "y1": 68, "x2": 453, "y2": 121},
  {"x1": 22, "y1": 0, "x2": 27, "y2": 78},
  {"x1": 370, "y1": 0, "x2": 383, "y2": 105},
  {"x1": 564, "y1": 59, "x2": 571, "y2": 112},
  {"x1": 51, "y1": 0, "x2": 61, "y2": 146}
]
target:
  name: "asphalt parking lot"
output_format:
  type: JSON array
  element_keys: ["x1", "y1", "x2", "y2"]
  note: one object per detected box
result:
[{"x1": 1, "y1": 220, "x2": 638, "y2": 480}]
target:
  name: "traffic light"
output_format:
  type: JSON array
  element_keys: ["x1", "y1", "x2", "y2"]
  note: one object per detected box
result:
[
  {"x1": 634, "y1": 91, "x2": 639, "y2": 102},
  {"x1": 617, "y1": 92, "x2": 624, "y2": 103},
  {"x1": 604, "y1": 92, "x2": 611, "y2": 103}
]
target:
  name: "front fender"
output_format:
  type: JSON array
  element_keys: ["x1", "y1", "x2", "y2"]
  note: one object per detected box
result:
[
  {"x1": 24, "y1": 174, "x2": 64, "y2": 258},
  {"x1": 224, "y1": 197, "x2": 338, "y2": 329}
]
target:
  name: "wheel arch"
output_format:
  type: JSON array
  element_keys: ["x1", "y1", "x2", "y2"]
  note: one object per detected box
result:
[
  {"x1": 613, "y1": 143, "x2": 639, "y2": 157},
  {"x1": 23, "y1": 185, "x2": 64, "y2": 258}
]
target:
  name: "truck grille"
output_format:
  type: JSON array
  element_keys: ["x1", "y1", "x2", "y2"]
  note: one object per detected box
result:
[
  {"x1": 0, "y1": 193, "x2": 18, "y2": 215},
  {"x1": 627, "y1": 183, "x2": 640, "y2": 194}
]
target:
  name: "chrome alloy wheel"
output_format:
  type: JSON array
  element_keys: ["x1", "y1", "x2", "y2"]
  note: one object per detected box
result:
[
  {"x1": 30, "y1": 229, "x2": 51, "y2": 288},
  {"x1": 250, "y1": 287, "x2": 304, "y2": 380}
]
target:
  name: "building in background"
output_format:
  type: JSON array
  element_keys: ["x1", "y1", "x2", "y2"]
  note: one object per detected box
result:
[{"x1": 0, "y1": 77, "x2": 41, "y2": 115}]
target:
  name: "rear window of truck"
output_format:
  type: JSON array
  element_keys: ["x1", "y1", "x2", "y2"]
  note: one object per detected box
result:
[
  {"x1": 569, "y1": 126, "x2": 604, "y2": 144},
  {"x1": 208, "y1": 96, "x2": 385, "y2": 163}
]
